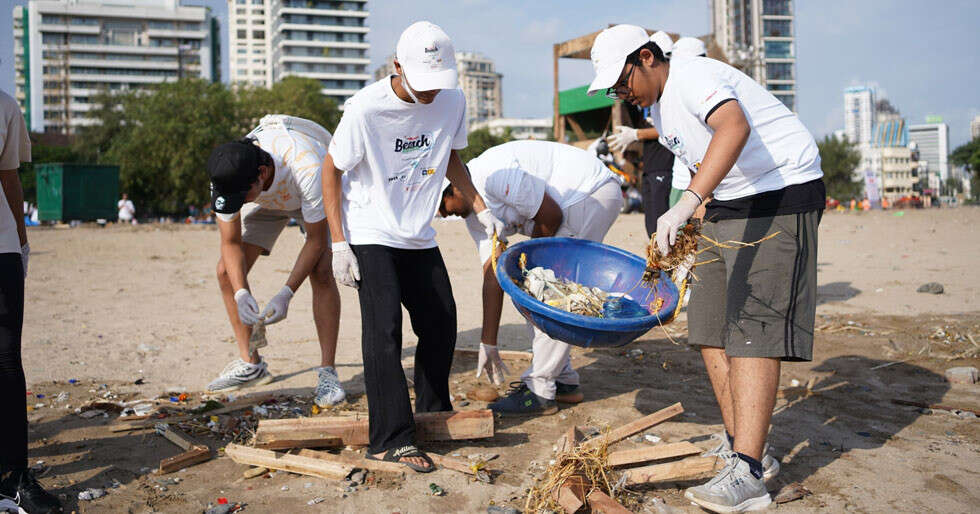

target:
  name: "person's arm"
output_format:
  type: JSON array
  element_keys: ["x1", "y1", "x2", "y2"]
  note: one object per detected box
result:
[
  {"x1": 0, "y1": 170, "x2": 27, "y2": 246},
  {"x1": 217, "y1": 215, "x2": 249, "y2": 292},
  {"x1": 687, "y1": 100, "x2": 750, "y2": 199},
  {"x1": 480, "y1": 256, "x2": 504, "y2": 346},
  {"x1": 321, "y1": 154, "x2": 346, "y2": 245},
  {"x1": 445, "y1": 150, "x2": 489, "y2": 213},
  {"x1": 284, "y1": 218, "x2": 327, "y2": 292},
  {"x1": 530, "y1": 193, "x2": 562, "y2": 237},
  {"x1": 636, "y1": 126, "x2": 660, "y2": 141}
]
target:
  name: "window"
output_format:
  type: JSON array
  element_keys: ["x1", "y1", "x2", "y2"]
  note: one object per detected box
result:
[
  {"x1": 237, "y1": 29, "x2": 247, "y2": 39},
  {"x1": 253, "y1": 30, "x2": 265, "y2": 39},
  {"x1": 774, "y1": 94, "x2": 795, "y2": 111},
  {"x1": 763, "y1": 0, "x2": 791, "y2": 16},
  {"x1": 763, "y1": 19, "x2": 792, "y2": 37},
  {"x1": 764, "y1": 41, "x2": 792, "y2": 58},
  {"x1": 766, "y1": 62, "x2": 793, "y2": 81},
  {"x1": 768, "y1": 83, "x2": 793, "y2": 91}
]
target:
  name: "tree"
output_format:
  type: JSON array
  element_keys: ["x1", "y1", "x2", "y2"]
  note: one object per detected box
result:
[
  {"x1": 235, "y1": 76, "x2": 341, "y2": 135},
  {"x1": 817, "y1": 134, "x2": 863, "y2": 200},
  {"x1": 950, "y1": 138, "x2": 980, "y2": 201},
  {"x1": 458, "y1": 127, "x2": 513, "y2": 162}
]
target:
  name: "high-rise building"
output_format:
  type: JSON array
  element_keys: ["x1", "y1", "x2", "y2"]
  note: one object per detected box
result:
[
  {"x1": 472, "y1": 118, "x2": 552, "y2": 140},
  {"x1": 227, "y1": 0, "x2": 370, "y2": 106},
  {"x1": 711, "y1": 0, "x2": 797, "y2": 111},
  {"x1": 844, "y1": 86, "x2": 875, "y2": 146},
  {"x1": 374, "y1": 51, "x2": 502, "y2": 130},
  {"x1": 12, "y1": 0, "x2": 218, "y2": 135},
  {"x1": 971, "y1": 114, "x2": 980, "y2": 141},
  {"x1": 908, "y1": 122, "x2": 949, "y2": 183}
]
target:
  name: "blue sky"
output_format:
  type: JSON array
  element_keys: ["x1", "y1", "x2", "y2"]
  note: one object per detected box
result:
[{"x1": 2, "y1": 0, "x2": 978, "y2": 147}]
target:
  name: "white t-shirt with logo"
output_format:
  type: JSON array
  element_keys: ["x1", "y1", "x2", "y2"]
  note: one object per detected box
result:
[
  {"x1": 463, "y1": 140, "x2": 619, "y2": 263},
  {"x1": 217, "y1": 115, "x2": 332, "y2": 223},
  {"x1": 117, "y1": 199, "x2": 135, "y2": 221},
  {"x1": 329, "y1": 76, "x2": 467, "y2": 249},
  {"x1": 648, "y1": 56, "x2": 822, "y2": 201},
  {"x1": 0, "y1": 91, "x2": 30, "y2": 254}
]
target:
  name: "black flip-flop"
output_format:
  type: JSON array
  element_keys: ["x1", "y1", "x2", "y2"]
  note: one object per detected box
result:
[{"x1": 367, "y1": 444, "x2": 435, "y2": 473}]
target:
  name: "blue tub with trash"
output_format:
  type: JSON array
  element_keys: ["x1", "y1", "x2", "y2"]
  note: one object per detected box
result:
[{"x1": 495, "y1": 237, "x2": 680, "y2": 348}]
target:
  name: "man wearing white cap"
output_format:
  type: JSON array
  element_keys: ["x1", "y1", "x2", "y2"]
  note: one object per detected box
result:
[
  {"x1": 437, "y1": 140, "x2": 622, "y2": 415},
  {"x1": 589, "y1": 25, "x2": 825, "y2": 513},
  {"x1": 321, "y1": 21, "x2": 502, "y2": 473}
]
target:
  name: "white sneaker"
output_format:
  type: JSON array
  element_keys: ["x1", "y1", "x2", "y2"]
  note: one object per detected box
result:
[
  {"x1": 206, "y1": 358, "x2": 273, "y2": 393},
  {"x1": 314, "y1": 366, "x2": 346, "y2": 407},
  {"x1": 685, "y1": 453, "x2": 772, "y2": 513},
  {"x1": 703, "y1": 432, "x2": 780, "y2": 481}
]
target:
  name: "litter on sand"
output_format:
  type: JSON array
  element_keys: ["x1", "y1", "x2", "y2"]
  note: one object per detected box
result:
[{"x1": 248, "y1": 322, "x2": 268, "y2": 356}]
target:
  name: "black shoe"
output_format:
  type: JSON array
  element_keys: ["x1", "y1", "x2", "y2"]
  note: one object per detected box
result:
[
  {"x1": 488, "y1": 382, "x2": 558, "y2": 417},
  {"x1": 555, "y1": 382, "x2": 584, "y2": 404},
  {"x1": 0, "y1": 469, "x2": 63, "y2": 513}
]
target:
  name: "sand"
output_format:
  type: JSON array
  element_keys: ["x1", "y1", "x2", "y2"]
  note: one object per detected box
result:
[{"x1": 20, "y1": 207, "x2": 980, "y2": 513}]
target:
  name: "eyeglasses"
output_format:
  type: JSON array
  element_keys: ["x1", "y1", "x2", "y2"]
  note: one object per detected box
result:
[{"x1": 605, "y1": 63, "x2": 635, "y2": 100}]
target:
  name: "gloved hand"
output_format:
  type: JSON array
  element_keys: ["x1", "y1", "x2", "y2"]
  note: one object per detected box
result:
[
  {"x1": 607, "y1": 126, "x2": 639, "y2": 153},
  {"x1": 477, "y1": 208, "x2": 507, "y2": 242},
  {"x1": 234, "y1": 288, "x2": 263, "y2": 326},
  {"x1": 260, "y1": 285, "x2": 294, "y2": 324},
  {"x1": 475, "y1": 342, "x2": 510, "y2": 385},
  {"x1": 654, "y1": 189, "x2": 701, "y2": 256},
  {"x1": 20, "y1": 243, "x2": 29, "y2": 278},
  {"x1": 331, "y1": 241, "x2": 361, "y2": 289}
]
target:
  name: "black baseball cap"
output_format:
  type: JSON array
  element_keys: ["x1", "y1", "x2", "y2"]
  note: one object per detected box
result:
[{"x1": 207, "y1": 140, "x2": 261, "y2": 214}]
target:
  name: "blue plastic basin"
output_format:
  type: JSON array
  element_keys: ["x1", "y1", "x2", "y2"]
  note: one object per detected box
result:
[{"x1": 495, "y1": 237, "x2": 679, "y2": 348}]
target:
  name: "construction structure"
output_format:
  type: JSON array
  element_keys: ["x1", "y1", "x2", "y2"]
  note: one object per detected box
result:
[
  {"x1": 711, "y1": 0, "x2": 797, "y2": 111},
  {"x1": 228, "y1": 0, "x2": 370, "y2": 106},
  {"x1": 12, "y1": 0, "x2": 219, "y2": 135}
]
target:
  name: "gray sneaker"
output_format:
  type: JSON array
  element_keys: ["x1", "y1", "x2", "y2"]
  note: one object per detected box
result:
[
  {"x1": 314, "y1": 366, "x2": 346, "y2": 407},
  {"x1": 703, "y1": 432, "x2": 780, "y2": 481},
  {"x1": 207, "y1": 358, "x2": 273, "y2": 393},
  {"x1": 685, "y1": 453, "x2": 772, "y2": 513}
]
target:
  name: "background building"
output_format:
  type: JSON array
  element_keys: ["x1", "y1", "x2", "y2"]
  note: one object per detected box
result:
[
  {"x1": 971, "y1": 114, "x2": 980, "y2": 140},
  {"x1": 472, "y1": 117, "x2": 551, "y2": 140},
  {"x1": 868, "y1": 118, "x2": 915, "y2": 202},
  {"x1": 711, "y1": 0, "x2": 797, "y2": 111},
  {"x1": 375, "y1": 51, "x2": 502, "y2": 130},
  {"x1": 227, "y1": 0, "x2": 370, "y2": 106},
  {"x1": 13, "y1": 0, "x2": 218, "y2": 135},
  {"x1": 843, "y1": 85, "x2": 875, "y2": 146},
  {"x1": 909, "y1": 121, "x2": 950, "y2": 187}
]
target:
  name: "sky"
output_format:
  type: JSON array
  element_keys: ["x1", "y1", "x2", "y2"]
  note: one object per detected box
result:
[{"x1": 2, "y1": 0, "x2": 978, "y2": 147}]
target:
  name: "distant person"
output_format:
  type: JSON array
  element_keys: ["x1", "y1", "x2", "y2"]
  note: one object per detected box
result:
[
  {"x1": 590, "y1": 25, "x2": 825, "y2": 512},
  {"x1": 205, "y1": 115, "x2": 345, "y2": 409},
  {"x1": 438, "y1": 140, "x2": 621, "y2": 416},
  {"x1": 117, "y1": 193, "x2": 136, "y2": 224},
  {"x1": 0, "y1": 91, "x2": 62, "y2": 512}
]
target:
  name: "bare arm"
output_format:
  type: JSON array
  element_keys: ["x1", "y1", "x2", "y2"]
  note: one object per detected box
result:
[
  {"x1": 687, "y1": 101, "x2": 750, "y2": 199},
  {"x1": 446, "y1": 150, "x2": 489, "y2": 213},
  {"x1": 217, "y1": 216, "x2": 249, "y2": 292},
  {"x1": 0, "y1": 170, "x2": 26, "y2": 246},
  {"x1": 480, "y1": 257, "x2": 504, "y2": 346},
  {"x1": 284, "y1": 218, "x2": 327, "y2": 292},
  {"x1": 635, "y1": 127, "x2": 660, "y2": 141},
  {"x1": 321, "y1": 154, "x2": 346, "y2": 244},
  {"x1": 530, "y1": 192, "x2": 563, "y2": 237}
]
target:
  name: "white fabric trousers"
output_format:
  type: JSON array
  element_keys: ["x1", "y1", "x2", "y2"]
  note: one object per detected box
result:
[{"x1": 521, "y1": 179, "x2": 622, "y2": 399}]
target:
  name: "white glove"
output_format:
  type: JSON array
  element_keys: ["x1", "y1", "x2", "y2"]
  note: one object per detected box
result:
[
  {"x1": 654, "y1": 189, "x2": 701, "y2": 256},
  {"x1": 234, "y1": 288, "x2": 262, "y2": 326},
  {"x1": 475, "y1": 343, "x2": 510, "y2": 385},
  {"x1": 260, "y1": 285, "x2": 294, "y2": 324},
  {"x1": 20, "y1": 243, "x2": 29, "y2": 278},
  {"x1": 607, "y1": 126, "x2": 639, "y2": 153},
  {"x1": 331, "y1": 241, "x2": 361, "y2": 289},
  {"x1": 477, "y1": 208, "x2": 507, "y2": 241}
]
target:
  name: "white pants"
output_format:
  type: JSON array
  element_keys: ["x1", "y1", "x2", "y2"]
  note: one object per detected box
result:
[{"x1": 521, "y1": 179, "x2": 622, "y2": 399}]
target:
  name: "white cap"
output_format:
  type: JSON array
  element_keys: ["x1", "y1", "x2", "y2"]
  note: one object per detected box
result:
[
  {"x1": 396, "y1": 21, "x2": 458, "y2": 91},
  {"x1": 650, "y1": 31, "x2": 673, "y2": 57},
  {"x1": 673, "y1": 37, "x2": 707, "y2": 57},
  {"x1": 587, "y1": 24, "x2": 650, "y2": 97}
]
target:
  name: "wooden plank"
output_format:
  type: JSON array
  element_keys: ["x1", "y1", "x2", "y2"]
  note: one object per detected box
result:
[
  {"x1": 623, "y1": 456, "x2": 723, "y2": 486},
  {"x1": 582, "y1": 403, "x2": 683, "y2": 450},
  {"x1": 556, "y1": 426, "x2": 583, "y2": 455},
  {"x1": 428, "y1": 453, "x2": 475, "y2": 475},
  {"x1": 586, "y1": 490, "x2": 631, "y2": 513},
  {"x1": 607, "y1": 441, "x2": 702, "y2": 468},
  {"x1": 224, "y1": 443, "x2": 350, "y2": 480},
  {"x1": 294, "y1": 449, "x2": 405, "y2": 475},
  {"x1": 256, "y1": 410, "x2": 493, "y2": 448},
  {"x1": 891, "y1": 398, "x2": 980, "y2": 416},
  {"x1": 553, "y1": 475, "x2": 588, "y2": 514},
  {"x1": 566, "y1": 115, "x2": 587, "y2": 142},
  {"x1": 453, "y1": 348, "x2": 532, "y2": 360},
  {"x1": 155, "y1": 423, "x2": 199, "y2": 451},
  {"x1": 254, "y1": 436, "x2": 344, "y2": 450},
  {"x1": 159, "y1": 446, "x2": 210, "y2": 474},
  {"x1": 555, "y1": 29, "x2": 604, "y2": 59}
]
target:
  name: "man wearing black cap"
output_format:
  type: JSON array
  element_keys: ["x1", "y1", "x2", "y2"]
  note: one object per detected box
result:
[{"x1": 206, "y1": 115, "x2": 345, "y2": 408}]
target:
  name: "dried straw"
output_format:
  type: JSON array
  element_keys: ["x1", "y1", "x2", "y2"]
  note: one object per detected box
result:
[{"x1": 524, "y1": 436, "x2": 619, "y2": 512}]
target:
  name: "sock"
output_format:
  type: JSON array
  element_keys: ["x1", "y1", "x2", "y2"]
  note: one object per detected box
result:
[
  {"x1": 736, "y1": 452, "x2": 764, "y2": 479},
  {"x1": 725, "y1": 431, "x2": 734, "y2": 447}
]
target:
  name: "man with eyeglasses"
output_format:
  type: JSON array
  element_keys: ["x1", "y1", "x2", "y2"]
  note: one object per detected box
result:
[
  {"x1": 589, "y1": 25, "x2": 825, "y2": 513},
  {"x1": 205, "y1": 115, "x2": 346, "y2": 409}
]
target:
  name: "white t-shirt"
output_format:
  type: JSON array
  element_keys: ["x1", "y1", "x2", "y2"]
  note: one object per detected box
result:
[
  {"x1": 329, "y1": 76, "x2": 467, "y2": 249},
  {"x1": 217, "y1": 115, "x2": 332, "y2": 223},
  {"x1": 0, "y1": 91, "x2": 30, "y2": 254},
  {"x1": 118, "y1": 199, "x2": 135, "y2": 221},
  {"x1": 647, "y1": 56, "x2": 822, "y2": 201},
  {"x1": 671, "y1": 158, "x2": 691, "y2": 190},
  {"x1": 463, "y1": 140, "x2": 619, "y2": 263}
]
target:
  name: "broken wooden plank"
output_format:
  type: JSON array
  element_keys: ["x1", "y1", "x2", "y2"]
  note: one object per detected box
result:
[
  {"x1": 607, "y1": 441, "x2": 702, "y2": 468},
  {"x1": 556, "y1": 425, "x2": 583, "y2": 454},
  {"x1": 255, "y1": 436, "x2": 343, "y2": 451},
  {"x1": 554, "y1": 475, "x2": 588, "y2": 514},
  {"x1": 586, "y1": 490, "x2": 631, "y2": 513},
  {"x1": 427, "y1": 453, "x2": 477, "y2": 475},
  {"x1": 224, "y1": 444, "x2": 350, "y2": 480},
  {"x1": 454, "y1": 348, "x2": 533, "y2": 360},
  {"x1": 294, "y1": 449, "x2": 405, "y2": 475},
  {"x1": 159, "y1": 446, "x2": 211, "y2": 474},
  {"x1": 582, "y1": 402, "x2": 683, "y2": 450},
  {"x1": 155, "y1": 423, "x2": 199, "y2": 451},
  {"x1": 624, "y1": 456, "x2": 722, "y2": 485},
  {"x1": 891, "y1": 398, "x2": 980, "y2": 416},
  {"x1": 256, "y1": 410, "x2": 493, "y2": 448}
]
